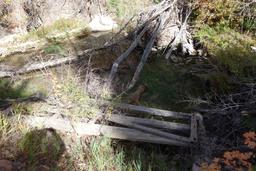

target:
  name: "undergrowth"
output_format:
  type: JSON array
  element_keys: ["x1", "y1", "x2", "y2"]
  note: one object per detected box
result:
[
  {"x1": 106, "y1": 0, "x2": 152, "y2": 20},
  {"x1": 45, "y1": 69, "x2": 100, "y2": 118},
  {"x1": 20, "y1": 18, "x2": 87, "y2": 42}
]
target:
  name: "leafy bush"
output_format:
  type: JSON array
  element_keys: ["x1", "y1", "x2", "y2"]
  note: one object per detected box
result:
[
  {"x1": 196, "y1": 25, "x2": 256, "y2": 80},
  {"x1": 193, "y1": 0, "x2": 256, "y2": 32}
]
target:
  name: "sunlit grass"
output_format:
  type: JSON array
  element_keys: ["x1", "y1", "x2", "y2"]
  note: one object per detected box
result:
[
  {"x1": 87, "y1": 137, "x2": 126, "y2": 171},
  {"x1": 106, "y1": 0, "x2": 152, "y2": 20},
  {"x1": 20, "y1": 18, "x2": 87, "y2": 42}
]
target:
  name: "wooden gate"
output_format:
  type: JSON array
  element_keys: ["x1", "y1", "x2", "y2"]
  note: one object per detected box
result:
[{"x1": 26, "y1": 101, "x2": 203, "y2": 147}]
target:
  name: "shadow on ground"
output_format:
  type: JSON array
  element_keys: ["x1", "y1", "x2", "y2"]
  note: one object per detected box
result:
[{"x1": 17, "y1": 128, "x2": 66, "y2": 171}]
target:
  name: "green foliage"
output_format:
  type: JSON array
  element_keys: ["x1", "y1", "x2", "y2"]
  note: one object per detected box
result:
[
  {"x1": 124, "y1": 146, "x2": 170, "y2": 171},
  {"x1": 196, "y1": 25, "x2": 256, "y2": 80},
  {"x1": 196, "y1": 25, "x2": 255, "y2": 52},
  {"x1": 49, "y1": 71, "x2": 99, "y2": 118},
  {"x1": 153, "y1": 0, "x2": 162, "y2": 3},
  {"x1": 87, "y1": 138, "x2": 174, "y2": 171},
  {"x1": 193, "y1": 0, "x2": 256, "y2": 32},
  {"x1": 0, "y1": 115, "x2": 28, "y2": 158},
  {"x1": 43, "y1": 43, "x2": 65, "y2": 55},
  {"x1": 0, "y1": 79, "x2": 29, "y2": 99},
  {"x1": 215, "y1": 46, "x2": 256, "y2": 80},
  {"x1": 0, "y1": 115, "x2": 11, "y2": 142}
]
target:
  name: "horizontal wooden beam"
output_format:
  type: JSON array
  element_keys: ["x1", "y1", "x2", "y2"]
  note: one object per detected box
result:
[
  {"x1": 25, "y1": 116, "x2": 191, "y2": 146},
  {"x1": 108, "y1": 114, "x2": 193, "y2": 143},
  {"x1": 102, "y1": 101, "x2": 191, "y2": 119},
  {"x1": 109, "y1": 114, "x2": 190, "y2": 132}
]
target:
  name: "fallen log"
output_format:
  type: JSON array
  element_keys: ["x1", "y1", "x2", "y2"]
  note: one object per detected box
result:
[
  {"x1": 24, "y1": 116, "x2": 191, "y2": 146},
  {"x1": 108, "y1": 23, "x2": 150, "y2": 84},
  {"x1": 128, "y1": 16, "x2": 163, "y2": 89},
  {"x1": 0, "y1": 40, "x2": 120, "y2": 78}
]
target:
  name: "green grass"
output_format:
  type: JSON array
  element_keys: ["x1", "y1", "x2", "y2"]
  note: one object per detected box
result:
[
  {"x1": 46, "y1": 69, "x2": 99, "y2": 118},
  {"x1": 43, "y1": 43, "x2": 66, "y2": 55},
  {"x1": 86, "y1": 138, "x2": 176, "y2": 171},
  {"x1": 137, "y1": 59, "x2": 206, "y2": 111},
  {"x1": 0, "y1": 79, "x2": 30, "y2": 99},
  {"x1": 106, "y1": 0, "x2": 152, "y2": 20},
  {"x1": 0, "y1": 114, "x2": 29, "y2": 159},
  {"x1": 87, "y1": 137, "x2": 126, "y2": 171},
  {"x1": 0, "y1": 115, "x2": 12, "y2": 147},
  {"x1": 20, "y1": 18, "x2": 86, "y2": 42}
]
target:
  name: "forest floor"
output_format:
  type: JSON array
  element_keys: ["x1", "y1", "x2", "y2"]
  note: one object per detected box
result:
[{"x1": 0, "y1": 0, "x2": 256, "y2": 170}]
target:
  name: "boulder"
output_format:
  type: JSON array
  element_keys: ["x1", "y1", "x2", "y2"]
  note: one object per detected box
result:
[{"x1": 89, "y1": 15, "x2": 118, "y2": 32}]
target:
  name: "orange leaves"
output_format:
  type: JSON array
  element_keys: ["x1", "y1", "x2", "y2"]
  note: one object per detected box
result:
[
  {"x1": 201, "y1": 159, "x2": 221, "y2": 171},
  {"x1": 243, "y1": 131, "x2": 256, "y2": 149},
  {"x1": 223, "y1": 151, "x2": 254, "y2": 169},
  {"x1": 200, "y1": 131, "x2": 256, "y2": 171}
]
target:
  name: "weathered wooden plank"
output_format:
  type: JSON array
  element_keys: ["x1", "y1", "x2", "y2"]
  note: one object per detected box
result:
[
  {"x1": 108, "y1": 114, "x2": 190, "y2": 132},
  {"x1": 25, "y1": 116, "x2": 190, "y2": 146},
  {"x1": 190, "y1": 113, "x2": 198, "y2": 142},
  {"x1": 103, "y1": 101, "x2": 191, "y2": 119},
  {"x1": 108, "y1": 115, "x2": 193, "y2": 143}
]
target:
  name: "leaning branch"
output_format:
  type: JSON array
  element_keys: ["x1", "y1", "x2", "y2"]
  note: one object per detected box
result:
[{"x1": 0, "y1": 41, "x2": 120, "y2": 78}]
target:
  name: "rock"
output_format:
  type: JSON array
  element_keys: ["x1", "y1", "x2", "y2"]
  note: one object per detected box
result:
[
  {"x1": 0, "y1": 160, "x2": 15, "y2": 171},
  {"x1": 1, "y1": 0, "x2": 107, "y2": 32},
  {"x1": 251, "y1": 46, "x2": 256, "y2": 53},
  {"x1": 89, "y1": 15, "x2": 118, "y2": 32}
]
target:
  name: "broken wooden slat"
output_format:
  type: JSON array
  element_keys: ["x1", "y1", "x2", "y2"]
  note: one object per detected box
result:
[
  {"x1": 109, "y1": 114, "x2": 190, "y2": 132},
  {"x1": 108, "y1": 115, "x2": 193, "y2": 143},
  {"x1": 190, "y1": 113, "x2": 198, "y2": 142},
  {"x1": 106, "y1": 102, "x2": 191, "y2": 119},
  {"x1": 25, "y1": 116, "x2": 190, "y2": 146}
]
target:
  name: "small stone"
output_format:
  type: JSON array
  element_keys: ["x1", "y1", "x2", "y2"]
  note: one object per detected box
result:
[{"x1": 89, "y1": 15, "x2": 118, "y2": 32}]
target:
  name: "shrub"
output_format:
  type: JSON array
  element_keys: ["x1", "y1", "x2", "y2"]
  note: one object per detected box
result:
[
  {"x1": 196, "y1": 25, "x2": 256, "y2": 80},
  {"x1": 193, "y1": 0, "x2": 256, "y2": 32}
]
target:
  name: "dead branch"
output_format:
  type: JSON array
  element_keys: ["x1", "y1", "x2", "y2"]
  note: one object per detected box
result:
[
  {"x1": 128, "y1": 16, "x2": 163, "y2": 89},
  {"x1": 0, "y1": 41, "x2": 120, "y2": 78},
  {"x1": 108, "y1": 0, "x2": 196, "y2": 88},
  {"x1": 165, "y1": 11, "x2": 195, "y2": 59},
  {"x1": 108, "y1": 24, "x2": 150, "y2": 83}
]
